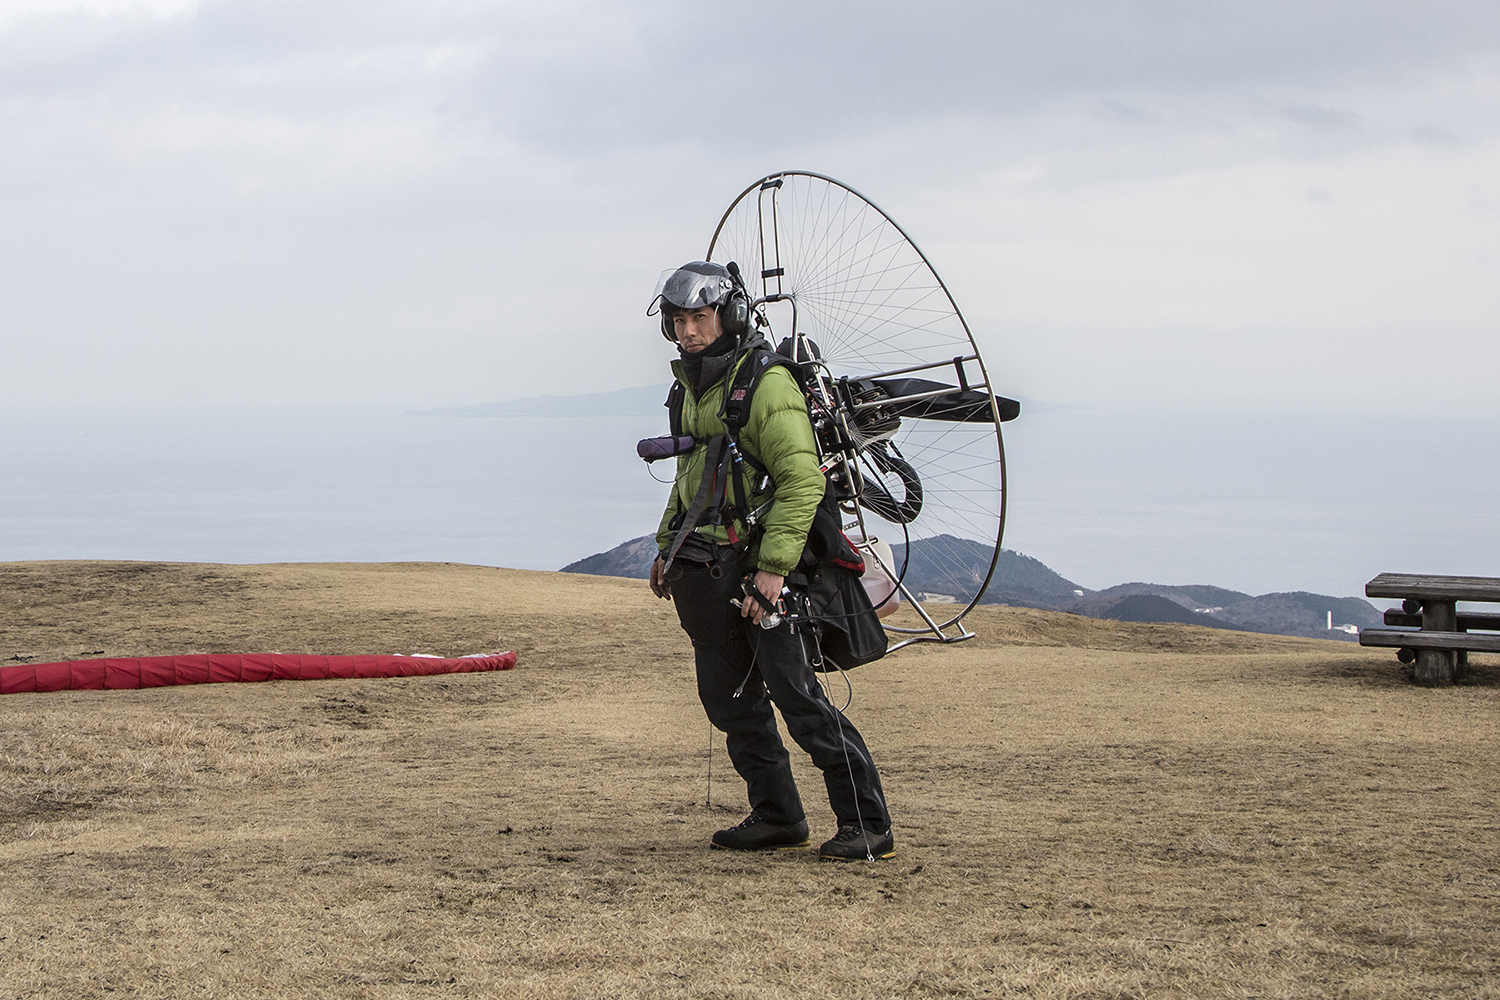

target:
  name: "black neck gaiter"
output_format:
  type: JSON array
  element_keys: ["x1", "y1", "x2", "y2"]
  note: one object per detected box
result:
[{"x1": 679, "y1": 332, "x2": 738, "y2": 399}]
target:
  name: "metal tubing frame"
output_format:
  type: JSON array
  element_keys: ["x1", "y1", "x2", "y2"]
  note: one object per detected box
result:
[
  {"x1": 849, "y1": 353, "x2": 981, "y2": 381},
  {"x1": 714, "y1": 170, "x2": 1010, "y2": 645},
  {"x1": 849, "y1": 383, "x2": 993, "y2": 414},
  {"x1": 860, "y1": 537, "x2": 975, "y2": 648},
  {"x1": 753, "y1": 297, "x2": 975, "y2": 647}
]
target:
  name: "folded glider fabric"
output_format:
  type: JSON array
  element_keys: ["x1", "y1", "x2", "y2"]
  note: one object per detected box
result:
[{"x1": 0, "y1": 652, "x2": 517, "y2": 695}]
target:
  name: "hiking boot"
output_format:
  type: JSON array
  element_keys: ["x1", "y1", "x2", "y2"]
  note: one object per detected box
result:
[
  {"x1": 710, "y1": 812, "x2": 810, "y2": 851},
  {"x1": 818, "y1": 823, "x2": 895, "y2": 861}
]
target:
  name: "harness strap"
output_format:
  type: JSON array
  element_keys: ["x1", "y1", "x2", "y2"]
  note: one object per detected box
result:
[
  {"x1": 661, "y1": 435, "x2": 725, "y2": 574},
  {"x1": 726, "y1": 443, "x2": 753, "y2": 537},
  {"x1": 708, "y1": 440, "x2": 729, "y2": 519}
]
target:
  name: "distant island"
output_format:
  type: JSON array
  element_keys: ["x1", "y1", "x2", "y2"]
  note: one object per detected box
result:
[{"x1": 561, "y1": 535, "x2": 1381, "y2": 642}]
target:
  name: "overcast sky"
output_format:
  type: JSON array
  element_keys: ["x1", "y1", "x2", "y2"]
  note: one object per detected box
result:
[{"x1": 2, "y1": 0, "x2": 1498, "y2": 415}]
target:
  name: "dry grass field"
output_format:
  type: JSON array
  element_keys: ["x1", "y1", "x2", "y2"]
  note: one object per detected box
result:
[{"x1": 2, "y1": 560, "x2": 1498, "y2": 999}]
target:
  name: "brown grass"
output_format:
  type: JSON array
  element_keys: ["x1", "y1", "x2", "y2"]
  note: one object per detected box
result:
[{"x1": 2, "y1": 560, "x2": 1498, "y2": 999}]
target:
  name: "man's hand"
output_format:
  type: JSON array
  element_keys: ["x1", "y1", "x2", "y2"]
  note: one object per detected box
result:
[
  {"x1": 649, "y1": 557, "x2": 672, "y2": 599},
  {"x1": 741, "y1": 570, "x2": 786, "y2": 625}
]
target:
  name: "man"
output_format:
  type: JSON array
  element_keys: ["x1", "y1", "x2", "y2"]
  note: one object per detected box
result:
[{"x1": 646, "y1": 260, "x2": 893, "y2": 861}]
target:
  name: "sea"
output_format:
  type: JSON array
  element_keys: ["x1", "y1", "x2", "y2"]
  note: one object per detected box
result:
[{"x1": 3, "y1": 392, "x2": 1496, "y2": 603}]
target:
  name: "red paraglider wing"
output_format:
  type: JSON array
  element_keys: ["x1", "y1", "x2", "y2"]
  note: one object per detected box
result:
[{"x1": 1, "y1": 652, "x2": 516, "y2": 695}]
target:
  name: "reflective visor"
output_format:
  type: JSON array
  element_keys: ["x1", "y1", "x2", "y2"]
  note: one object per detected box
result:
[{"x1": 647, "y1": 261, "x2": 735, "y2": 315}]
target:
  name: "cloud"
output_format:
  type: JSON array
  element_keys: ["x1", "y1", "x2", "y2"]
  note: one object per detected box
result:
[
  {"x1": 0, "y1": 0, "x2": 1498, "y2": 411},
  {"x1": 1280, "y1": 102, "x2": 1362, "y2": 132},
  {"x1": 1412, "y1": 123, "x2": 1466, "y2": 146},
  {"x1": 0, "y1": 0, "x2": 199, "y2": 25}
]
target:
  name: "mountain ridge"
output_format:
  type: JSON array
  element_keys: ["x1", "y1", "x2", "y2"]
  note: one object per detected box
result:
[{"x1": 561, "y1": 534, "x2": 1381, "y2": 641}]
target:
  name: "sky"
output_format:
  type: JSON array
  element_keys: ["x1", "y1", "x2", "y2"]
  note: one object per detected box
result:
[
  {"x1": 2, "y1": 1, "x2": 1499, "y2": 596},
  {"x1": 3, "y1": 0, "x2": 1497, "y2": 414}
]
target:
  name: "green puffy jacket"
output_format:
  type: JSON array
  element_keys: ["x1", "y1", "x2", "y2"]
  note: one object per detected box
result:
[{"x1": 655, "y1": 354, "x2": 824, "y2": 577}]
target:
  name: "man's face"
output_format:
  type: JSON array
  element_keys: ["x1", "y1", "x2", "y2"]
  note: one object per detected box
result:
[{"x1": 673, "y1": 306, "x2": 723, "y2": 354}]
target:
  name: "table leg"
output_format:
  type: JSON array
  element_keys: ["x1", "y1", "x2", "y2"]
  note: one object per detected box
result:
[{"x1": 1416, "y1": 600, "x2": 1457, "y2": 686}]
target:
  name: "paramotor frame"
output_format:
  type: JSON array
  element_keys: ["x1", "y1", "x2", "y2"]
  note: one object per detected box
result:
[{"x1": 707, "y1": 171, "x2": 1018, "y2": 647}]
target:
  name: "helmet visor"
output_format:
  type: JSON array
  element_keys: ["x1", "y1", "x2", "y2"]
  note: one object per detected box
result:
[{"x1": 649, "y1": 262, "x2": 734, "y2": 315}]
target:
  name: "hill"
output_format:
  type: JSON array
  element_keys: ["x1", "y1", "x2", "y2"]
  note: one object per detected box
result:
[
  {"x1": 561, "y1": 536, "x2": 660, "y2": 575},
  {"x1": 560, "y1": 535, "x2": 659, "y2": 577},
  {"x1": 561, "y1": 534, "x2": 1381, "y2": 641},
  {"x1": 888, "y1": 534, "x2": 1082, "y2": 606},
  {"x1": 1100, "y1": 593, "x2": 1221, "y2": 626},
  {"x1": 1072, "y1": 582, "x2": 1383, "y2": 639}
]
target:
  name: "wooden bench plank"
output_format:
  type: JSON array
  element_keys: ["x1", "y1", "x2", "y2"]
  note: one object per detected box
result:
[
  {"x1": 1366, "y1": 573, "x2": 1500, "y2": 602},
  {"x1": 1359, "y1": 628, "x2": 1500, "y2": 653},
  {"x1": 1382, "y1": 609, "x2": 1500, "y2": 630}
]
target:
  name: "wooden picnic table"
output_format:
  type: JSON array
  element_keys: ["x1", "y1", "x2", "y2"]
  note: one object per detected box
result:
[{"x1": 1360, "y1": 573, "x2": 1500, "y2": 686}]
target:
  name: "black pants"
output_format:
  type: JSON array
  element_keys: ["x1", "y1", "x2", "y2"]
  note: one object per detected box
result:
[{"x1": 669, "y1": 548, "x2": 890, "y2": 830}]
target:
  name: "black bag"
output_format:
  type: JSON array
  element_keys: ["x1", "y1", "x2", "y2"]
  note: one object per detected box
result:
[
  {"x1": 800, "y1": 484, "x2": 888, "y2": 672},
  {"x1": 802, "y1": 483, "x2": 866, "y2": 574},
  {"x1": 805, "y1": 562, "x2": 888, "y2": 671}
]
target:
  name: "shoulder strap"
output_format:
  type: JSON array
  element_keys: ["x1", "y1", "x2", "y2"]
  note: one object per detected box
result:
[
  {"x1": 665, "y1": 380, "x2": 686, "y2": 439},
  {"x1": 720, "y1": 348, "x2": 806, "y2": 437}
]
